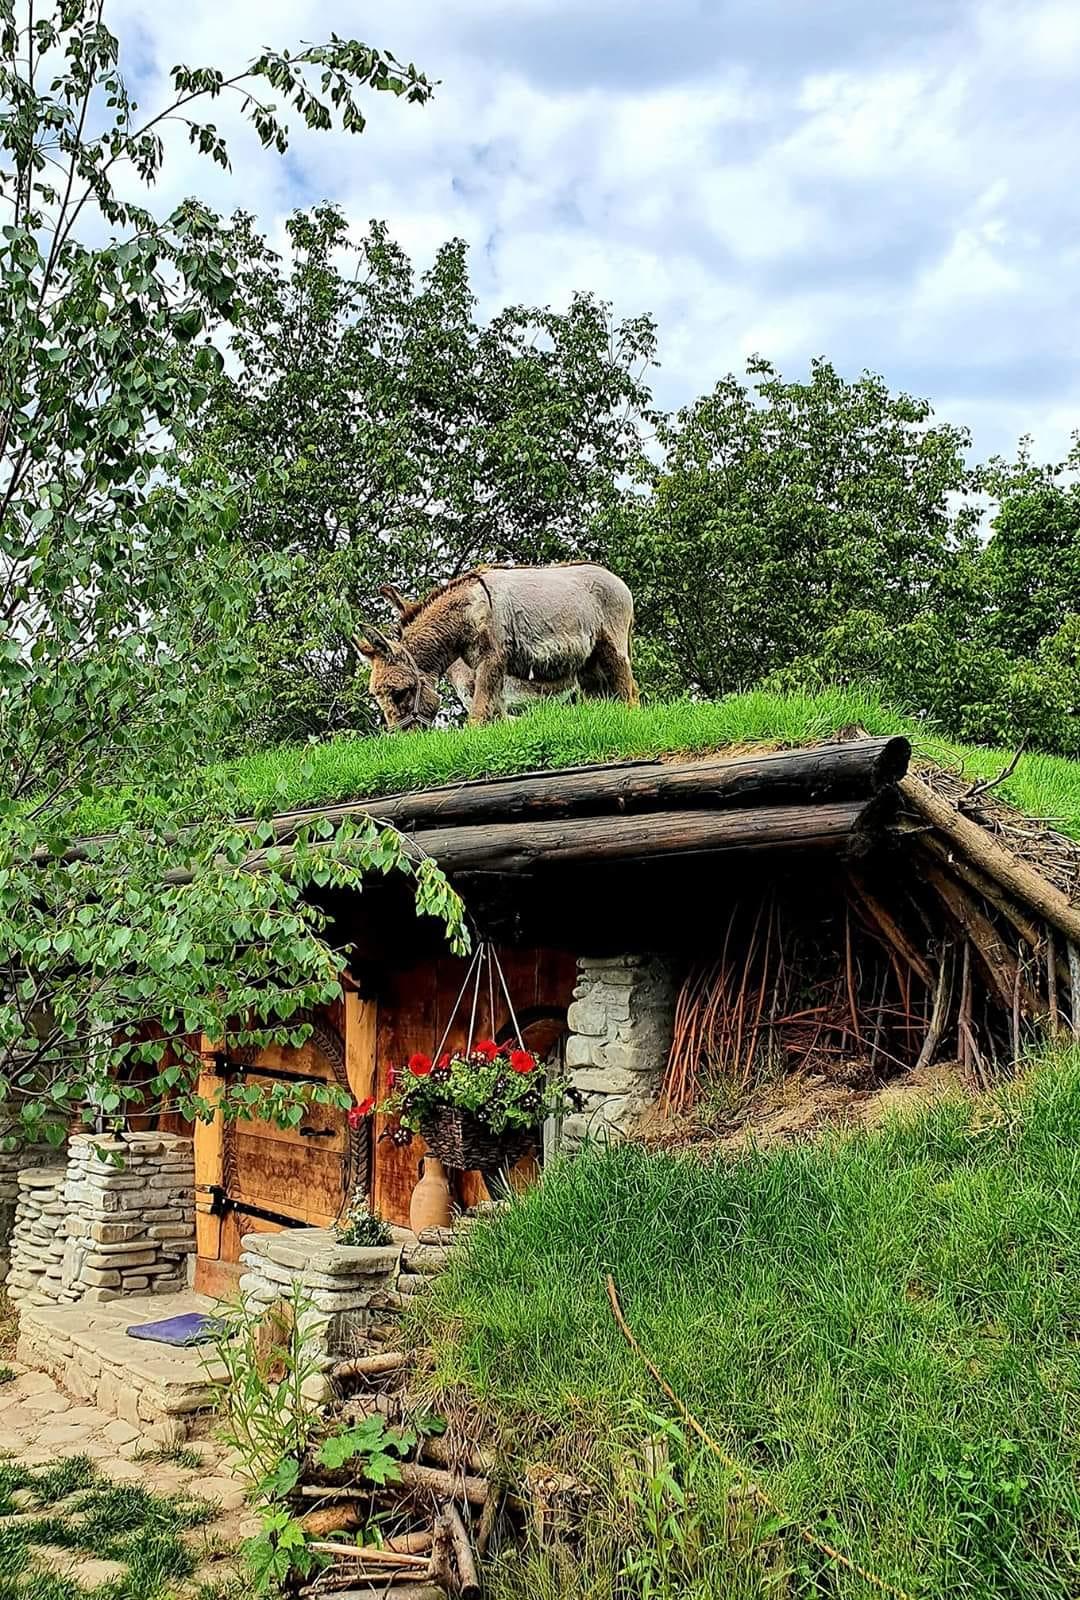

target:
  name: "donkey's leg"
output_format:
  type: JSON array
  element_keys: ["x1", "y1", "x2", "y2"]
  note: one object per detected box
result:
[
  {"x1": 468, "y1": 655, "x2": 508, "y2": 723},
  {"x1": 585, "y1": 634, "x2": 639, "y2": 705}
]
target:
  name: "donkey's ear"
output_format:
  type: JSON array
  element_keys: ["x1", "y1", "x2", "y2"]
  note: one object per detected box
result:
[
  {"x1": 354, "y1": 631, "x2": 389, "y2": 661},
  {"x1": 378, "y1": 583, "x2": 411, "y2": 619}
]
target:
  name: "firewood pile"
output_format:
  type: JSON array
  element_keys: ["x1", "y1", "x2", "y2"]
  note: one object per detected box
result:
[{"x1": 296, "y1": 1350, "x2": 500, "y2": 1600}]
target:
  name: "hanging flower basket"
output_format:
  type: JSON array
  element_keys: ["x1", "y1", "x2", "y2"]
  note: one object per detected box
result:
[
  {"x1": 376, "y1": 944, "x2": 575, "y2": 1171},
  {"x1": 420, "y1": 1103, "x2": 537, "y2": 1171}
]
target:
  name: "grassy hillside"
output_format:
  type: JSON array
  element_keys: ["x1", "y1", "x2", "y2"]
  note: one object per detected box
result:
[
  {"x1": 79, "y1": 690, "x2": 1080, "y2": 838},
  {"x1": 424, "y1": 1047, "x2": 1080, "y2": 1600}
]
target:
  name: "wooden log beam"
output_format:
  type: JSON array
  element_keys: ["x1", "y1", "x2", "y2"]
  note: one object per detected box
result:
[
  {"x1": 227, "y1": 797, "x2": 895, "y2": 887},
  {"x1": 400, "y1": 798, "x2": 893, "y2": 874},
  {"x1": 68, "y1": 737, "x2": 910, "y2": 873},
  {"x1": 261, "y1": 735, "x2": 912, "y2": 842},
  {"x1": 900, "y1": 775, "x2": 1080, "y2": 948}
]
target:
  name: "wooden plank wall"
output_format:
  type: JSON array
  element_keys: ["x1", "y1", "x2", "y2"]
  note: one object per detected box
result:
[{"x1": 372, "y1": 947, "x2": 576, "y2": 1225}]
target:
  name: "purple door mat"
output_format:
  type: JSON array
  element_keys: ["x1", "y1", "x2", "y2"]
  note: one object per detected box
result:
[{"x1": 126, "y1": 1313, "x2": 224, "y2": 1347}]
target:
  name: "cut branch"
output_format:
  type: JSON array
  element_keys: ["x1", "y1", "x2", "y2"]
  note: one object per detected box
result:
[
  {"x1": 920, "y1": 835, "x2": 1047, "y2": 954},
  {"x1": 914, "y1": 943, "x2": 955, "y2": 1073},
  {"x1": 301, "y1": 1465, "x2": 491, "y2": 1508},
  {"x1": 847, "y1": 875, "x2": 934, "y2": 986},
  {"x1": 962, "y1": 746, "x2": 1025, "y2": 805},
  {"x1": 922, "y1": 861, "x2": 1024, "y2": 1016},
  {"x1": 445, "y1": 1503, "x2": 481, "y2": 1600},
  {"x1": 901, "y1": 775, "x2": 1080, "y2": 947},
  {"x1": 331, "y1": 1351, "x2": 406, "y2": 1382}
]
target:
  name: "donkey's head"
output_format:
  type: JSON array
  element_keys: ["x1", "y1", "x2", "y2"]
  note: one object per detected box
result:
[{"x1": 355, "y1": 608, "x2": 440, "y2": 732}]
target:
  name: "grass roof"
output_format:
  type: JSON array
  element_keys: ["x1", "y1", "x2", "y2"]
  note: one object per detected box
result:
[{"x1": 80, "y1": 688, "x2": 1080, "y2": 840}]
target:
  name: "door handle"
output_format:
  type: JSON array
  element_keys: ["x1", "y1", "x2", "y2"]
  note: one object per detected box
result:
[{"x1": 299, "y1": 1125, "x2": 335, "y2": 1138}]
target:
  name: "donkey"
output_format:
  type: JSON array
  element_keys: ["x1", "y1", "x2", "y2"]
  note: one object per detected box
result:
[{"x1": 357, "y1": 564, "x2": 637, "y2": 729}]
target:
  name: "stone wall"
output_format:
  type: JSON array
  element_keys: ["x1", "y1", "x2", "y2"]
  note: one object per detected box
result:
[
  {"x1": 562, "y1": 953, "x2": 677, "y2": 1150},
  {"x1": 6, "y1": 1166, "x2": 67, "y2": 1304},
  {"x1": 7, "y1": 1131, "x2": 196, "y2": 1307},
  {"x1": 0, "y1": 1118, "x2": 65, "y2": 1281}
]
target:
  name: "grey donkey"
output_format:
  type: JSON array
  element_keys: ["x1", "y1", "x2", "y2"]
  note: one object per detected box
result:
[{"x1": 357, "y1": 564, "x2": 638, "y2": 729}]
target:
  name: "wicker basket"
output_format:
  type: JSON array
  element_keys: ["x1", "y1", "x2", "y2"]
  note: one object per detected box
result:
[{"x1": 421, "y1": 1105, "x2": 536, "y2": 1171}]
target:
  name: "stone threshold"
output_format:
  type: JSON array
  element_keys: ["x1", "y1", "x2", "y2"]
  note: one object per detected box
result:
[{"x1": 16, "y1": 1292, "x2": 225, "y2": 1447}]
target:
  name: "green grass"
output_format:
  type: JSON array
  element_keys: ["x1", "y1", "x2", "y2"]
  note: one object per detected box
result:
[
  {"x1": 77, "y1": 690, "x2": 1080, "y2": 838},
  {"x1": 0, "y1": 1456, "x2": 214, "y2": 1600},
  {"x1": 424, "y1": 1046, "x2": 1080, "y2": 1600},
  {"x1": 133, "y1": 1444, "x2": 205, "y2": 1472}
]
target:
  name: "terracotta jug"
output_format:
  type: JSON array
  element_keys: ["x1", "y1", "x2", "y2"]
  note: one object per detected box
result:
[{"x1": 410, "y1": 1155, "x2": 452, "y2": 1232}]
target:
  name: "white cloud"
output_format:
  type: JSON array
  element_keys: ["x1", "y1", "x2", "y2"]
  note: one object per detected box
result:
[{"x1": 99, "y1": 0, "x2": 1080, "y2": 462}]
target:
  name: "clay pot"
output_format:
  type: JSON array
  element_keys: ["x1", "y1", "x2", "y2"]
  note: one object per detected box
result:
[{"x1": 410, "y1": 1154, "x2": 452, "y2": 1232}]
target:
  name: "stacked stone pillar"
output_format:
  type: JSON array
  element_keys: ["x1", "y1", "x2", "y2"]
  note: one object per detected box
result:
[
  {"x1": 7, "y1": 1131, "x2": 196, "y2": 1307},
  {"x1": 562, "y1": 953, "x2": 677, "y2": 1150},
  {"x1": 238, "y1": 1225, "x2": 460, "y2": 1395},
  {"x1": 6, "y1": 1168, "x2": 68, "y2": 1303},
  {"x1": 0, "y1": 1115, "x2": 65, "y2": 1282}
]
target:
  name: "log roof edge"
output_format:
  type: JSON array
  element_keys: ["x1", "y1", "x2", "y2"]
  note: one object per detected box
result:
[{"x1": 257, "y1": 733, "x2": 913, "y2": 843}]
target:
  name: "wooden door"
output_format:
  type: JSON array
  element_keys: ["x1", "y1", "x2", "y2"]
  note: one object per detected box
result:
[{"x1": 194, "y1": 997, "x2": 376, "y2": 1296}]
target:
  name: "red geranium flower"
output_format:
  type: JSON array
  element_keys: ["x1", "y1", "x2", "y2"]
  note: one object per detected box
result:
[
  {"x1": 348, "y1": 1097, "x2": 375, "y2": 1127},
  {"x1": 509, "y1": 1050, "x2": 535, "y2": 1075},
  {"x1": 408, "y1": 1052, "x2": 433, "y2": 1077},
  {"x1": 472, "y1": 1038, "x2": 500, "y2": 1061},
  {"x1": 436, "y1": 1053, "x2": 451, "y2": 1070}
]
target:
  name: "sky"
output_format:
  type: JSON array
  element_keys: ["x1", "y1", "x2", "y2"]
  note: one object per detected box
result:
[{"x1": 110, "y1": 0, "x2": 1080, "y2": 463}]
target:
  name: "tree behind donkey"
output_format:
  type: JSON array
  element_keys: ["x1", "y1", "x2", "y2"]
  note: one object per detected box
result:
[
  {"x1": 607, "y1": 355, "x2": 977, "y2": 704},
  {"x1": 183, "y1": 205, "x2": 659, "y2": 747}
]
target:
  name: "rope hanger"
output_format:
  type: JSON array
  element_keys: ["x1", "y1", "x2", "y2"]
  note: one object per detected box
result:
[{"x1": 433, "y1": 942, "x2": 526, "y2": 1063}]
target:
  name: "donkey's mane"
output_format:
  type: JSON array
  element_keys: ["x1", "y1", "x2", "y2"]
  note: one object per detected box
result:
[{"x1": 397, "y1": 569, "x2": 488, "y2": 627}]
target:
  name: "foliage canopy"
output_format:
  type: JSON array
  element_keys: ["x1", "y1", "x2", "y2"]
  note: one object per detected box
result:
[
  {"x1": 184, "y1": 204, "x2": 657, "y2": 745},
  {"x1": 0, "y1": 0, "x2": 463, "y2": 1147}
]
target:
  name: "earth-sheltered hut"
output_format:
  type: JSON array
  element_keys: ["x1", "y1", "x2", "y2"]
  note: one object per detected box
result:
[
  {"x1": 142, "y1": 727, "x2": 1080, "y2": 1293},
  {"x1": 7, "y1": 725, "x2": 1080, "y2": 1306}
]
